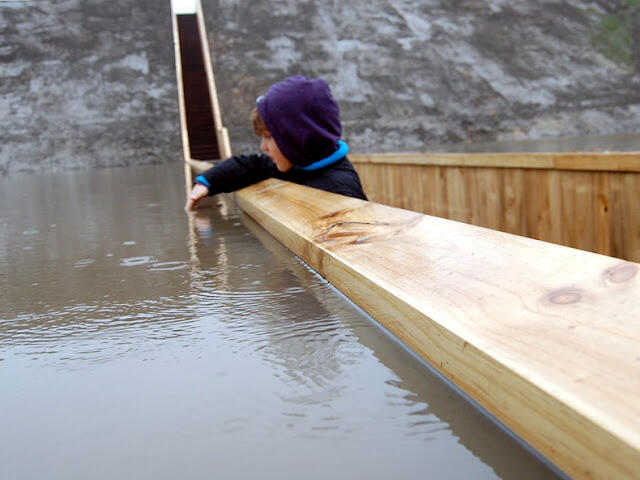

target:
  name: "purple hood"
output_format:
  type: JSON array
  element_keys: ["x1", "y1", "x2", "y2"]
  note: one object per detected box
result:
[{"x1": 256, "y1": 75, "x2": 342, "y2": 167}]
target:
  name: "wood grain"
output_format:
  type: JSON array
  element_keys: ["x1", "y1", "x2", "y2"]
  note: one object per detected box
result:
[{"x1": 236, "y1": 178, "x2": 640, "y2": 480}]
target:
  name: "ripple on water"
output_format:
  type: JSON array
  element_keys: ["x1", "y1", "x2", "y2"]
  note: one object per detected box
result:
[
  {"x1": 119, "y1": 256, "x2": 157, "y2": 267},
  {"x1": 73, "y1": 258, "x2": 95, "y2": 268},
  {"x1": 149, "y1": 261, "x2": 188, "y2": 271},
  {"x1": 284, "y1": 287, "x2": 305, "y2": 294},
  {"x1": 1, "y1": 295, "x2": 198, "y2": 364}
]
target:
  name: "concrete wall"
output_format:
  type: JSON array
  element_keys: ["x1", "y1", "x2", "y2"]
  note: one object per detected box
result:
[
  {"x1": 1, "y1": 0, "x2": 639, "y2": 175},
  {"x1": 0, "y1": 0, "x2": 181, "y2": 174},
  {"x1": 205, "y1": 0, "x2": 640, "y2": 154}
]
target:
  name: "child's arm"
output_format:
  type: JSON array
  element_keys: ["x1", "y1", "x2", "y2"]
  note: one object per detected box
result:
[{"x1": 184, "y1": 154, "x2": 277, "y2": 211}]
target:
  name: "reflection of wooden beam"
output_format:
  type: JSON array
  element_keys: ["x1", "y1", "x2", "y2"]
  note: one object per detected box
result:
[
  {"x1": 236, "y1": 178, "x2": 640, "y2": 480},
  {"x1": 350, "y1": 152, "x2": 640, "y2": 172}
]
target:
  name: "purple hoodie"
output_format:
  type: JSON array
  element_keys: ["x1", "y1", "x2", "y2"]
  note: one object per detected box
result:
[{"x1": 256, "y1": 75, "x2": 342, "y2": 167}]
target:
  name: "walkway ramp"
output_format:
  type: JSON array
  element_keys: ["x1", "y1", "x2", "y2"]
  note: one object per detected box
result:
[{"x1": 171, "y1": 2, "x2": 640, "y2": 478}]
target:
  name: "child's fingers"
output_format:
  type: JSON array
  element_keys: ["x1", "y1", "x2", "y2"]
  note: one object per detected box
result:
[
  {"x1": 185, "y1": 196, "x2": 197, "y2": 211},
  {"x1": 185, "y1": 184, "x2": 209, "y2": 211}
]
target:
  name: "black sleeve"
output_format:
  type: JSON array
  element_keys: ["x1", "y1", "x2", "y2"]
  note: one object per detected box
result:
[{"x1": 197, "y1": 153, "x2": 278, "y2": 196}]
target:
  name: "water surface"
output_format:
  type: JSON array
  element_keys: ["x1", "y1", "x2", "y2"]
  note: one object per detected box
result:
[{"x1": 0, "y1": 164, "x2": 562, "y2": 479}]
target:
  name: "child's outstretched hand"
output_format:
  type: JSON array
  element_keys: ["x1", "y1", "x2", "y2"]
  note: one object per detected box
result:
[{"x1": 185, "y1": 183, "x2": 209, "y2": 211}]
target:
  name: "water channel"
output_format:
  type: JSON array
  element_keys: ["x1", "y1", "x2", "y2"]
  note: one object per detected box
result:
[{"x1": 1, "y1": 163, "x2": 562, "y2": 479}]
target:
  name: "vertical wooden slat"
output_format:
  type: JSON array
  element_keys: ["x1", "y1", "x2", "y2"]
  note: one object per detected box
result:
[
  {"x1": 353, "y1": 161, "x2": 640, "y2": 262},
  {"x1": 595, "y1": 173, "x2": 611, "y2": 256}
]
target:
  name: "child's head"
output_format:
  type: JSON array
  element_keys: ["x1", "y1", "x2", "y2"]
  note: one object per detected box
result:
[{"x1": 254, "y1": 75, "x2": 342, "y2": 168}]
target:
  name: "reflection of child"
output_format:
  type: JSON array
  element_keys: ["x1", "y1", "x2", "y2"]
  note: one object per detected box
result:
[{"x1": 185, "y1": 75, "x2": 367, "y2": 211}]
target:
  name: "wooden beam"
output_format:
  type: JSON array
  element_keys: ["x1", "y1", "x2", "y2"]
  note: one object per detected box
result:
[
  {"x1": 349, "y1": 152, "x2": 640, "y2": 172},
  {"x1": 186, "y1": 157, "x2": 214, "y2": 174},
  {"x1": 195, "y1": 0, "x2": 231, "y2": 159},
  {"x1": 235, "y1": 178, "x2": 640, "y2": 480},
  {"x1": 172, "y1": 0, "x2": 232, "y2": 200},
  {"x1": 169, "y1": 2, "x2": 193, "y2": 189}
]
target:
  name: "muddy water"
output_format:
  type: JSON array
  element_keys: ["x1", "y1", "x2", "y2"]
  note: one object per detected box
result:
[{"x1": 0, "y1": 164, "x2": 562, "y2": 479}]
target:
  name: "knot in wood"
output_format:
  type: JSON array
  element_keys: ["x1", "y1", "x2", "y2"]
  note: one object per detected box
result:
[
  {"x1": 547, "y1": 290, "x2": 582, "y2": 305},
  {"x1": 604, "y1": 263, "x2": 638, "y2": 284}
]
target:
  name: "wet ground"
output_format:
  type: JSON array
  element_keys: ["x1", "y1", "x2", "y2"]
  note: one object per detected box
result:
[{"x1": 0, "y1": 164, "x2": 563, "y2": 479}]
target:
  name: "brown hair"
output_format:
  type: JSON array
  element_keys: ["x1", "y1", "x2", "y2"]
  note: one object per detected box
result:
[{"x1": 251, "y1": 107, "x2": 270, "y2": 137}]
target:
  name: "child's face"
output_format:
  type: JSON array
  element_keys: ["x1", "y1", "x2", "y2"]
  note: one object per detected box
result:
[{"x1": 260, "y1": 134, "x2": 293, "y2": 172}]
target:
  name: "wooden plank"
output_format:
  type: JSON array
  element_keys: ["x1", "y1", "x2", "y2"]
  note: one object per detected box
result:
[
  {"x1": 186, "y1": 157, "x2": 214, "y2": 174},
  {"x1": 172, "y1": 0, "x2": 231, "y2": 202},
  {"x1": 623, "y1": 174, "x2": 640, "y2": 262},
  {"x1": 195, "y1": 0, "x2": 231, "y2": 159},
  {"x1": 238, "y1": 210, "x2": 567, "y2": 478},
  {"x1": 350, "y1": 152, "x2": 640, "y2": 172},
  {"x1": 353, "y1": 163, "x2": 640, "y2": 262},
  {"x1": 553, "y1": 154, "x2": 640, "y2": 172},
  {"x1": 235, "y1": 178, "x2": 640, "y2": 480},
  {"x1": 169, "y1": 3, "x2": 193, "y2": 189},
  {"x1": 500, "y1": 167, "x2": 521, "y2": 235},
  {"x1": 595, "y1": 173, "x2": 612, "y2": 256}
]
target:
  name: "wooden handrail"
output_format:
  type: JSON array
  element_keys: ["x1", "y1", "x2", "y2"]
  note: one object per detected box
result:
[
  {"x1": 170, "y1": 3, "x2": 193, "y2": 189},
  {"x1": 171, "y1": 0, "x2": 232, "y2": 191},
  {"x1": 194, "y1": 0, "x2": 231, "y2": 159},
  {"x1": 235, "y1": 178, "x2": 640, "y2": 480},
  {"x1": 350, "y1": 152, "x2": 640, "y2": 172}
]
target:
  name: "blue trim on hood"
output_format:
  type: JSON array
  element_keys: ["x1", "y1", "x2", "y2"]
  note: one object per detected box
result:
[{"x1": 298, "y1": 141, "x2": 349, "y2": 171}]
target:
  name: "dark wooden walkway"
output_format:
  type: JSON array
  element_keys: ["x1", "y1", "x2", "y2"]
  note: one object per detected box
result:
[{"x1": 176, "y1": 14, "x2": 220, "y2": 160}]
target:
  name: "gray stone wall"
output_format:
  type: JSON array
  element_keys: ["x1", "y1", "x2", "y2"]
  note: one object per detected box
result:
[
  {"x1": 206, "y1": 0, "x2": 640, "y2": 154},
  {"x1": 1, "y1": 0, "x2": 639, "y2": 175},
  {"x1": 0, "y1": 0, "x2": 181, "y2": 174}
]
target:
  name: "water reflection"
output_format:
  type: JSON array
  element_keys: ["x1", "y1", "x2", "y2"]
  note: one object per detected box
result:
[{"x1": 0, "y1": 164, "x2": 561, "y2": 479}]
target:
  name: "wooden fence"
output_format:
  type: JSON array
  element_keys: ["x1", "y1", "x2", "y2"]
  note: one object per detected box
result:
[{"x1": 350, "y1": 153, "x2": 640, "y2": 262}]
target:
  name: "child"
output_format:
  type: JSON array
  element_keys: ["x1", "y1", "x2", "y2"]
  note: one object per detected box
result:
[{"x1": 185, "y1": 75, "x2": 367, "y2": 211}]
